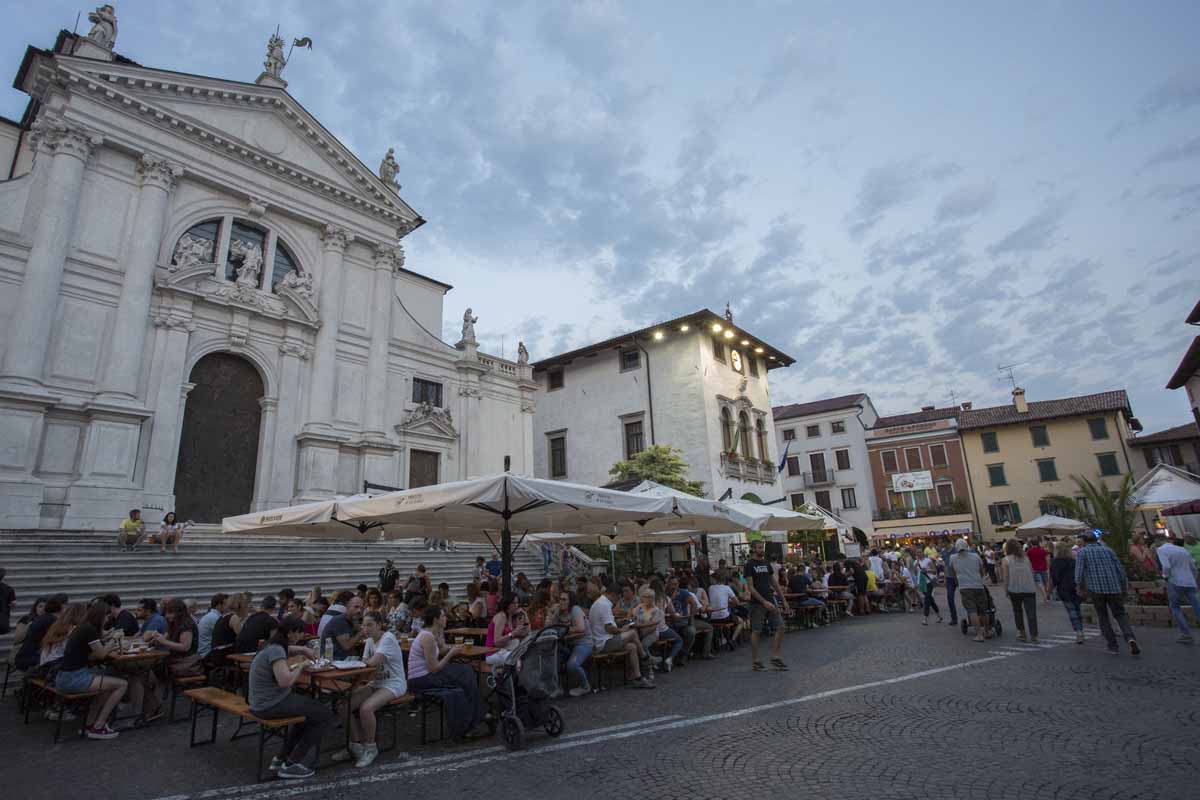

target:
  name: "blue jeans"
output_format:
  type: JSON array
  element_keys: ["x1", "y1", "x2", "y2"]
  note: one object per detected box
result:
[
  {"x1": 566, "y1": 641, "x2": 593, "y2": 690},
  {"x1": 945, "y1": 578, "x2": 958, "y2": 624},
  {"x1": 1167, "y1": 583, "x2": 1200, "y2": 636},
  {"x1": 1061, "y1": 596, "x2": 1083, "y2": 632},
  {"x1": 642, "y1": 626, "x2": 683, "y2": 663}
]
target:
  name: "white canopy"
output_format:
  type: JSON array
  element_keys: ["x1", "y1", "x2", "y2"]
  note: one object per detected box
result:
[
  {"x1": 721, "y1": 497, "x2": 829, "y2": 532},
  {"x1": 1129, "y1": 464, "x2": 1200, "y2": 510},
  {"x1": 1016, "y1": 513, "x2": 1088, "y2": 539},
  {"x1": 222, "y1": 494, "x2": 384, "y2": 539},
  {"x1": 626, "y1": 481, "x2": 769, "y2": 533},
  {"x1": 335, "y1": 474, "x2": 676, "y2": 538}
]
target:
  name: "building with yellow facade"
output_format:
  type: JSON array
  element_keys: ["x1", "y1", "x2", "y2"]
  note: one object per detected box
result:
[{"x1": 959, "y1": 389, "x2": 1142, "y2": 541}]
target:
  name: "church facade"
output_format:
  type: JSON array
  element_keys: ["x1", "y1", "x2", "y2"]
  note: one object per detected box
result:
[{"x1": 0, "y1": 12, "x2": 536, "y2": 529}]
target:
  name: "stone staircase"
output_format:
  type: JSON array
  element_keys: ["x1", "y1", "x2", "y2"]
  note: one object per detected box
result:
[{"x1": 0, "y1": 528, "x2": 556, "y2": 660}]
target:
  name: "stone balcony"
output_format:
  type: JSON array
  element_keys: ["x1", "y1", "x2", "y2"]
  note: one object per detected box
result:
[{"x1": 719, "y1": 452, "x2": 778, "y2": 484}]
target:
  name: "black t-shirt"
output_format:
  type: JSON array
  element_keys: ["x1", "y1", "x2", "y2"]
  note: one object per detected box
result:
[
  {"x1": 173, "y1": 616, "x2": 199, "y2": 655},
  {"x1": 211, "y1": 614, "x2": 236, "y2": 649},
  {"x1": 743, "y1": 558, "x2": 775, "y2": 604},
  {"x1": 322, "y1": 613, "x2": 357, "y2": 659},
  {"x1": 61, "y1": 622, "x2": 102, "y2": 671},
  {"x1": 236, "y1": 611, "x2": 278, "y2": 652},
  {"x1": 380, "y1": 566, "x2": 400, "y2": 593},
  {"x1": 787, "y1": 573, "x2": 811, "y2": 594},
  {"x1": 15, "y1": 613, "x2": 57, "y2": 670},
  {"x1": 828, "y1": 571, "x2": 849, "y2": 590},
  {"x1": 105, "y1": 609, "x2": 139, "y2": 637}
]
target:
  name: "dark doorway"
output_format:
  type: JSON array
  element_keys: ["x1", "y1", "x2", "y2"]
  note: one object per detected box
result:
[
  {"x1": 173, "y1": 353, "x2": 264, "y2": 523},
  {"x1": 409, "y1": 449, "x2": 440, "y2": 488}
]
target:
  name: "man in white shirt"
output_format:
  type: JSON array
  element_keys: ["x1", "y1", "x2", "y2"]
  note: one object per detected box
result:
[
  {"x1": 868, "y1": 550, "x2": 886, "y2": 582},
  {"x1": 196, "y1": 593, "x2": 227, "y2": 658},
  {"x1": 1157, "y1": 536, "x2": 1200, "y2": 644},
  {"x1": 706, "y1": 571, "x2": 746, "y2": 643},
  {"x1": 587, "y1": 581, "x2": 654, "y2": 689}
]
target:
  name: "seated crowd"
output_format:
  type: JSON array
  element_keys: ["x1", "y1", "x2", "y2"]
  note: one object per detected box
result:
[{"x1": 3, "y1": 552, "x2": 895, "y2": 779}]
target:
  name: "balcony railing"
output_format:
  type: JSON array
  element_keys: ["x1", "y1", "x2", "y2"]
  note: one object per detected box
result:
[
  {"x1": 803, "y1": 470, "x2": 837, "y2": 487},
  {"x1": 719, "y1": 452, "x2": 778, "y2": 485},
  {"x1": 872, "y1": 503, "x2": 970, "y2": 522}
]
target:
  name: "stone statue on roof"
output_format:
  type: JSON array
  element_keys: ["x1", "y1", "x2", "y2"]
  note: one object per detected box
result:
[
  {"x1": 517, "y1": 340, "x2": 529, "y2": 365},
  {"x1": 263, "y1": 33, "x2": 288, "y2": 79},
  {"x1": 461, "y1": 308, "x2": 478, "y2": 345},
  {"x1": 379, "y1": 148, "x2": 400, "y2": 191},
  {"x1": 85, "y1": 5, "x2": 118, "y2": 50}
]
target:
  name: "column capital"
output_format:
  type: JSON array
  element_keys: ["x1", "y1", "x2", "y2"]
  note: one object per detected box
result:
[
  {"x1": 279, "y1": 339, "x2": 311, "y2": 360},
  {"x1": 152, "y1": 308, "x2": 195, "y2": 333},
  {"x1": 180, "y1": 381, "x2": 196, "y2": 400},
  {"x1": 372, "y1": 243, "x2": 405, "y2": 272},
  {"x1": 321, "y1": 224, "x2": 354, "y2": 253},
  {"x1": 136, "y1": 153, "x2": 183, "y2": 192},
  {"x1": 30, "y1": 119, "x2": 102, "y2": 162},
  {"x1": 259, "y1": 397, "x2": 279, "y2": 411}
]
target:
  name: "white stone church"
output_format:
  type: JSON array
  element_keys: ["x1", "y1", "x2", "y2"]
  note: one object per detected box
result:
[{"x1": 0, "y1": 9, "x2": 536, "y2": 529}]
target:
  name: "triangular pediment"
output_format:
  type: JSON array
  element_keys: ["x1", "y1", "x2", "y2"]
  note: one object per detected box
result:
[
  {"x1": 45, "y1": 55, "x2": 423, "y2": 229},
  {"x1": 395, "y1": 406, "x2": 459, "y2": 441}
]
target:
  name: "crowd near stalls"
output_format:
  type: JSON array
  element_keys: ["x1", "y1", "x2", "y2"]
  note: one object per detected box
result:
[{"x1": 4, "y1": 528, "x2": 1198, "y2": 780}]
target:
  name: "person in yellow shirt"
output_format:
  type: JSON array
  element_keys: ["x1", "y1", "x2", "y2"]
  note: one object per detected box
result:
[
  {"x1": 923, "y1": 545, "x2": 938, "y2": 560},
  {"x1": 118, "y1": 510, "x2": 145, "y2": 552}
]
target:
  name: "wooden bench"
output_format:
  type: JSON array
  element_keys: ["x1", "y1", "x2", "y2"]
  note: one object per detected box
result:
[
  {"x1": 184, "y1": 686, "x2": 310, "y2": 782},
  {"x1": 589, "y1": 651, "x2": 629, "y2": 690},
  {"x1": 167, "y1": 674, "x2": 207, "y2": 723},
  {"x1": 708, "y1": 619, "x2": 738, "y2": 651},
  {"x1": 23, "y1": 677, "x2": 101, "y2": 743}
]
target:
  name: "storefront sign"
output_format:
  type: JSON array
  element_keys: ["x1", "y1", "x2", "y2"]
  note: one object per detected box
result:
[
  {"x1": 870, "y1": 525, "x2": 974, "y2": 540},
  {"x1": 891, "y1": 471, "x2": 933, "y2": 491},
  {"x1": 867, "y1": 418, "x2": 954, "y2": 439}
]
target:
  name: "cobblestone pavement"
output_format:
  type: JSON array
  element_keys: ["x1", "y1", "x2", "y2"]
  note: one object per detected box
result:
[{"x1": 6, "y1": 592, "x2": 1198, "y2": 800}]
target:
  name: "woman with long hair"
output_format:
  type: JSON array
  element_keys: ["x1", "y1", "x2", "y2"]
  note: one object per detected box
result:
[
  {"x1": 364, "y1": 588, "x2": 384, "y2": 613},
  {"x1": 1000, "y1": 539, "x2": 1039, "y2": 643},
  {"x1": 148, "y1": 597, "x2": 201, "y2": 675},
  {"x1": 1050, "y1": 540, "x2": 1085, "y2": 644},
  {"x1": 211, "y1": 592, "x2": 248, "y2": 649},
  {"x1": 11, "y1": 596, "x2": 47, "y2": 651},
  {"x1": 486, "y1": 593, "x2": 528, "y2": 649},
  {"x1": 465, "y1": 582, "x2": 487, "y2": 623},
  {"x1": 55, "y1": 599, "x2": 128, "y2": 739},
  {"x1": 248, "y1": 615, "x2": 331, "y2": 780},
  {"x1": 40, "y1": 602, "x2": 87, "y2": 665}
]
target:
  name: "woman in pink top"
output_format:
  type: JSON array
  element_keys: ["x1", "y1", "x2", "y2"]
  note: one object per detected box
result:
[
  {"x1": 407, "y1": 606, "x2": 488, "y2": 740},
  {"x1": 486, "y1": 593, "x2": 528, "y2": 649}
]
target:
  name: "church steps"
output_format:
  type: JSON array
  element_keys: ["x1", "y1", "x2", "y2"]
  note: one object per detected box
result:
[{"x1": 0, "y1": 530, "x2": 552, "y2": 661}]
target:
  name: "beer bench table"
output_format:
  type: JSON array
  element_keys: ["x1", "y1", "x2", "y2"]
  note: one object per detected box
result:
[{"x1": 184, "y1": 686, "x2": 309, "y2": 782}]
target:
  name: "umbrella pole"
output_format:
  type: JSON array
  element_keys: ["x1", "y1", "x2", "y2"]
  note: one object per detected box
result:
[{"x1": 501, "y1": 477, "x2": 513, "y2": 596}]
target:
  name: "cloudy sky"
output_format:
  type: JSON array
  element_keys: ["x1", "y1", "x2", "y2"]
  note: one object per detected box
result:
[{"x1": 4, "y1": 2, "x2": 1198, "y2": 431}]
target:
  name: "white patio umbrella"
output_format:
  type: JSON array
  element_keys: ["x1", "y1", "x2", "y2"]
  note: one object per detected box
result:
[
  {"x1": 1016, "y1": 513, "x2": 1087, "y2": 540},
  {"x1": 222, "y1": 494, "x2": 375, "y2": 538},
  {"x1": 626, "y1": 481, "x2": 771, "y2": 533},
  {"x1": 1129, "y1": 463, "x2": 1200, "y2": 510},
  {"x1": 335, "y1": 474, "x2": 676, "y2": 592},
  {"x1": 721, "y1": 498, "x2": 829, "y2": 531}
]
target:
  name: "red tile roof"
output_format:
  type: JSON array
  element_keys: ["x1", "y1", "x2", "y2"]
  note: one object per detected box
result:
[
  {"x1": 1128, "y1": 422, "x2": 1200, "y2": 446},
  {"x1": 1167, "y1": 336, "x2": 1200, "y2": 390},
  {"x1": 873, "y1": 406, "x2": 960, "y2": 428},
  {"x1": 958, "y1": 390, "x2": 1134, "y2": 430},
  {"x1": 772, "y1": 394, "x2": 868, "y2": 421}
]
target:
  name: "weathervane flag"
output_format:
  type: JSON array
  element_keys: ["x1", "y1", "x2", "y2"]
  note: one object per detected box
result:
[{"x1": 293, "y1": 37, "x2": 314, "y2": 49}]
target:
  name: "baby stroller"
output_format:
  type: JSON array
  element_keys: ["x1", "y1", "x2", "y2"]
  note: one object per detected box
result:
[
  {"x1": 486, "y1": 624, "x2": 566, "y2": 751},
  {"x1": 959, "y1": 587, "x2": 1003, "y2": 638}
]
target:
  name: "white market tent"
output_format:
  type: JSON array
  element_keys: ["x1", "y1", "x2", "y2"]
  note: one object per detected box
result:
[
  {"x1": 1015, "y1": 513, "x2": 1088, "y2": 540},
  {"x1": 1128, "y1": 463, "x2": 1200, "y2": 510}
]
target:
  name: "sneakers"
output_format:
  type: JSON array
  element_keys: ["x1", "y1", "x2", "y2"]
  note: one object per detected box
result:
[
  {"x1": 140, "y1": 708, "x2": 165, "y2": 725},
  {"x1": 1075, "y1": 632, "x2": 1085, "y2": 644},
  {"x1": 277, "y1": 762, "x2": 315, "y2": 780},
  {"x1": 45, "y1": 708, "x2": 76, "y2": 721},
  {"x1": 770, "y1": 658, "x2": 789, "y2": 671},
  {"x1": 1030, "y1": 637, "x2": 1040, "y2": 644},
  {"x1": 568, "y1": 686, "x2": 591, "y2": 697},
  {"x1": 85, "y1": 724, "x2": 119, "y2": 740},
  {"x1": 268, "y1": 756, "x2": 284, "y2": 772},
  {"x1": 331, "y1": 742, "x2": 364, "y2": 763},
  {"x1": 354, "y1": 744, "x2": 379, "y2": 769},
  {"x1": 631, "y1": 676, "x2": 656, "y2": 689},
  {"x1": 752, "y1": 661, "x2": 767, "y2": 672},
  {"x1": 662, "y1": 657, "x2": 673, "y2": 673},
  {"x1": 1128, "y1": 639, "x2": 1141, "y2": 656},
  {"x1": 1016, "y1": 633, "x2": 1027, "y2": 643}
]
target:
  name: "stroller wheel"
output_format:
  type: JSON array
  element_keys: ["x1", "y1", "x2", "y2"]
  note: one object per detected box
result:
[
  {"x1": 499, "y1": 714, "x2": 525, "y2": 751},
  {"x1": 544, "y1": 705, "x2": 565, "y2": 738},
  {"x1": 993, "y1": 620, "x2": 1002, "y2": 637},
  {"x1": 959, "y1": 619, "x2": 969, "y2": 636}
]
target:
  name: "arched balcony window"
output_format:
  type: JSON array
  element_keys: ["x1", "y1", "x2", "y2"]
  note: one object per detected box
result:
[{"x1": 170, "y1": 216, "x2": 306, "y2": 294}]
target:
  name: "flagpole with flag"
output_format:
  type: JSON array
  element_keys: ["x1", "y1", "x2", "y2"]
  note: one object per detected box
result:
[
  {"x1": 776, "y1": 438, "x2": 791, "y2": 473},
  {"x1": 288, "y1": 36, "x2": 314, "y2": 60}
]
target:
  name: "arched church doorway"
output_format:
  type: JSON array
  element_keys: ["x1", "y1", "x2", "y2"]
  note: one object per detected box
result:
[{"x1": 173, "y1": 353, "x2": 264, "y2": 523}]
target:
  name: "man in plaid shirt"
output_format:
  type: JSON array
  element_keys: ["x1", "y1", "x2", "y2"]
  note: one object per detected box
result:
[{"x1": 1075, "y1": 533, "x2": 1140, "y2": 655}]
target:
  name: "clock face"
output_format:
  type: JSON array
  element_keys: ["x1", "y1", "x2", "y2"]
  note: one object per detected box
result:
[{"x1": 731, "y1": 349, "x2": 743, "y2": 373}]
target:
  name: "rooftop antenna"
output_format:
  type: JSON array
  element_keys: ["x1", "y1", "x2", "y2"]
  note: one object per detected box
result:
[
  {"x1": 72, "y1": 11, "x2": 81, "y2": 34},
  {"x1": 997, "y1": 362, "x2": 1026, "y2": 390},
  {"x1": 948, "y1": 388, "x2": 959, "y2": 407}
]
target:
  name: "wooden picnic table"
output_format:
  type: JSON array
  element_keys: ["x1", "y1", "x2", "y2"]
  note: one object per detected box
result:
[
  {"x1": 108, "y1": 648, "x2": 170, "y2": 665},
  {"x1": 399, "y1": 640, "x2": 497, "y2": 660},
  {"x1": 444, "y1": 627, "x2": 489, "y2": 641}
]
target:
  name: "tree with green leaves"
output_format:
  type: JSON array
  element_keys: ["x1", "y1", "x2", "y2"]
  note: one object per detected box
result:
[
  {"x1": 608, "y1": 444, "x2": 705, "y2": 497},
  {"x1": 1041, "y1": 473, "x2": 1136, "y2": 559}
]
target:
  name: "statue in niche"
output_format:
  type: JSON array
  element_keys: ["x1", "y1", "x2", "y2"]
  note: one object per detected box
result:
[
  {"x1": 262, "y1": 33, "x2": 287, "y2": 79},
  {"x1": 379, "y1": 148, "x2": 400, "y2": 189},
  {"x1": 281, "y1": 269, "x2": 313, "y2": 299},
  {"x1": 230, "y1": 239, "x2": 264, "y2": 288},
  {"x1": 85, "y1": 5, "x2": 118, "y2": 50},
  {"x1": 517, "y1": 340, "x2": 529, "y2": 365},
  {"x1": 461, "y1": 308, "x2": 478, "y2": 345},
  {"x1": 171, "y1": 234, "x2": 215, "y2": 270}
]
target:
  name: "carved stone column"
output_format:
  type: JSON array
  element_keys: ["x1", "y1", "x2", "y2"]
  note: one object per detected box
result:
[
  {"x1": 251, "y1": 397, "x2": 279, "y2": 511},
  {"x1": 304, "y1": 224, "x2": 351, "y2": 429},
  {"x1": 140, "y1": 303, "x2": 196, "y2": 512},
  {"x1": 96, "y1": 154, "x2": 181, "y2": 404},
  {"x1": 362, "y1": 244, "x2": 399, "y2": 440},
  {"x1": 0, "y1": 121, "x2": 101, "y2": 387},
  {"x1": 455, "y1": 347, "x2": 488, "y2": 479},
  {"x1": 266, "y1": 329, "x2": 309, "y2": 507}
]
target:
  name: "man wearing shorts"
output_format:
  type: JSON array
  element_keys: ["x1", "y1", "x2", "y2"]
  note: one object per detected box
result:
[
  {"x1": 950, "y1": 540, "x2": 989, "y2": 641},
  {"x1": 744, "y1": 540, "x2": 789, "y2": 671},
  {"x1": 1026, "y1": 538, "x2": 1051, "y2": 603}
]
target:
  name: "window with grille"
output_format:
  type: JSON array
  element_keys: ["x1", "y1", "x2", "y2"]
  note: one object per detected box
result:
[
  {"x1": 988, "y1": 502, "x2": 1021, "y2": 525},
  {"x1": 840, "y1": 488, "x2": 857, "y2": 509},
  {"x1": 831, "y1": 420, "x2": 846, "y2": 434},
  {"x1": 929, "y1": 444, "x2": 948, "y2": 468},
  {"x1": 835, "y1": 449, "x2": 851, "y2": 470},
  {"x1": 782, "y1": 428, "x2": 796, "y2": 441},
  {"x1": 547, "y1": 369, "x2": 564, "y2": 390},
  {"x1": 549, "y1": 436, "x2": 567, "y2": 478},
  {"x1": 881, "y1": 450, "x2": 898, "y2": 472},
  {"x1": 619, "y1": 350, "x2": 640, "y2": 371},
  {"x1": 412, "y1": 378, "x2": 443, "y2": 407},
  {"x1": 624, "y1": 420, "x2": 644, "y2": 459}
]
